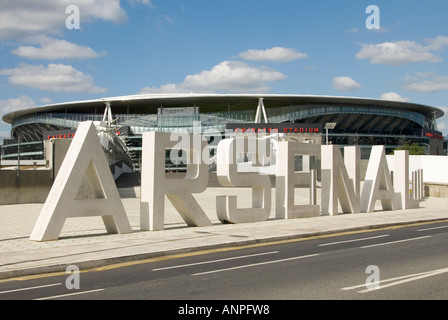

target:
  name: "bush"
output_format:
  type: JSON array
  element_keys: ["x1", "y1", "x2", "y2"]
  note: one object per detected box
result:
[{"x1": 393, "y1": 142, "x2": 425, "y2": 155}]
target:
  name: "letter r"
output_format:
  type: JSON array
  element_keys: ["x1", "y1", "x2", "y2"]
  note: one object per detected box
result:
[{"x1": 140, "y1": 132, "x2": 212, "y2": 231}]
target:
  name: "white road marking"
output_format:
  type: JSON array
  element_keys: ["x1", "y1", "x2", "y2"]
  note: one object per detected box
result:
[
  {"x1": 318, "y1": 234, "x2": 390, "y2": 246},
  {"x1": 191, "y1": 254, "x2": 319, "y2": 276},
  {"x1": 360, "y1": 235, "x2": 431, "y2": 248},
  {"x1": 417, "y1": 225, "x2": 448, "y2": 232},
  {"x1": 342, "y1": 267, "x2": 448, "y2": 293},
  {"x1": 153, "y1": 251, "x2": 279, "y2": 271},
  {"x1": 0, "y1": 283, "x2": 62, "y2": 295},
  {"x1": 34, "y1": 288, "x2": 105, "y2": 300}
]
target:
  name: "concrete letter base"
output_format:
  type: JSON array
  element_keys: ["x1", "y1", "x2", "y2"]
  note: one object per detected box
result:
[{"x1": 30, "y1": 121, "x2": 132, "y2": 242}]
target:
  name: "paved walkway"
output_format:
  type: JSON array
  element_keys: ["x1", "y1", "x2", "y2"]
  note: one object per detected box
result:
[{"x1": 1, "y1": 187, "x2": 448, "y2": 280}]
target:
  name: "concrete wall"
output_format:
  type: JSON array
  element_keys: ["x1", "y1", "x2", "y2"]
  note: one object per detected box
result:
[
  {"x1": 386, "y1": 155, "x2": 448, "y2": 185},
  {"x1": 409, "y1": 156, "x2": 448, "y2": 184},
  {"x1": 0, "y1": 139, "x2": 107, "y2": 205},
  {"x1": 387, "y1": 154, "x2": 448, "y2": 197},
  {"x1": 44, "y1": 139, "x2": 72, "y2": 178},
  {"x1": 0, "y1": 139, "x2": 71, "y2": 205},
  {"x1": 0, "y1": 169, "x2": 52, "y2": 205}
]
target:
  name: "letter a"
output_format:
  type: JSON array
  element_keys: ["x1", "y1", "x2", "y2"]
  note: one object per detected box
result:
[
  {"x1": 365, "y1": 5, "x2": 380, "y2": 30},
  {"x1": 66, "y1": 5, "x2": 80, "y2": 30},
  {"x1": 360, "y1": 146, "x2": 398, "y2": 213},
  {"x1": 30, "y1": 121, "x2": 132, "y2": 241}
]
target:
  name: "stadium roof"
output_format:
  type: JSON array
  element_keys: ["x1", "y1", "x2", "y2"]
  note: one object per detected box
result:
[{"x1": 2, "y1": 93, "x2": 444, "y2": 124}]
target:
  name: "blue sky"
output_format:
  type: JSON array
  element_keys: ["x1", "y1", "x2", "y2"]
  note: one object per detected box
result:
[{"x1": 1, "y1": 0, "x2": 448, "y2": 142}]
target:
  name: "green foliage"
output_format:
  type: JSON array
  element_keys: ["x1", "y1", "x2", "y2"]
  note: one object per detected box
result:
[{"x1": 393, "y1": 142, "x2": 425, "y2": 155}]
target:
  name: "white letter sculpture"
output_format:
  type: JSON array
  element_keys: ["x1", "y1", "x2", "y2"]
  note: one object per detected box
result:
[
  {"x1": 361, "y1": 145, "x2": 398, "y2": 212},
  {"x1": 276, "y1": 141, "x2": 320, "y2": 219},
  {"x1": 216, "y1": 136, "x2": 271, "y2": 224},
  {"x1": 140, "y1": 132, "x2": 211, "y2": 231},
  {"x1": 30, "y1": 121, "x2": 132, "y2": 241},
  {"x1": 394, "y1": 150, "x2": 419, "y2": 209},
  {"x1": 321, "y1": 145, "x2": 360, "y2": 215}
]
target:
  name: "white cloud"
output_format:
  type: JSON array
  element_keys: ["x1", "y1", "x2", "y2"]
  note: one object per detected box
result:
[
  {"x1": 140, "y1": 61, "x2": 287, "y2": 94},
  {"x1": 140, "y1": 83, "x2": 189, "y2": 94},
  {"x1": 0, "y1": 95, "x2": 36, "y2": 132},
  {"x1": 0, "y1": 130, "x2": 11, "y2": 144},
  {"x1": 12, "y1": 36, "x2": 100, "y2": 60},
  {"x1": 155, "y1": 14, "x2": 175, "y2": 31},
  {"x1": 436, "y1": 106, "x2": 448, "y2": 115},
  {"x1": 404, "y1": 72, "x2": 448, "y2": 93},
  {"x1": 425, "y1": 36, "x2": 448, "y2": 50},
  {"x1": 80, "y1": 0, "x2": 127, "y2": 23},
  {"x1": 435, "y1": 106, "x2": 448, "y2": 135},
  {"x1": 380, "y1": 92, "x2": 410, "y2": 102},
  {"x1": 0, "y1": 0, "x2": 127, "y2": 39},
  {"x1": 158, "y1": 15, "x2": 174, "y2": 24},
  {"x1": 0, "y1": 63, "x2": 107, "y2": 94},
  {"x1": 332, "y1": 76, "x2": 361, "y2": 92},
  {"x1": 0, "y1": 95, "x2": 36, "y2": 118},
  {"x1": 238, "y1": 47, "x2": 307, "y2": 63},
  {"x1": 345, "y1": 27, "x2": 358, "y2": 34},
  {"x1": 356, "y1": 37, "x2": 448, "y2": 66},
  {"x1": 128, "y1": 0, "x2": 155, "y2": 8},
  {"x1": 40, "y1": 97, "x2": 53, "y2": 104},
  {"x1": 183, "y1": 61, "x2": 286, "y2": 92}
]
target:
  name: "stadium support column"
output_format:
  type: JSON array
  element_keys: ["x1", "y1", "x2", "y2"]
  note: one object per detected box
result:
[
  {"x1": 254, "y1": 98, "x2": 268, "y2": 123},
  {"x1": 103, "y1": 102, "x2": 113, "y2": 125}
]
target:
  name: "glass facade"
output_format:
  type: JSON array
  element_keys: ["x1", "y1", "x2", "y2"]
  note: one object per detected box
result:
[{"x1": 1, "y1": 97, "x2": 444, "y2": 169}]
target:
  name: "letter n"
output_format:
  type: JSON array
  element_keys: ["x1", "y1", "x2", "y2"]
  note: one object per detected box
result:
[
  {"x1": 29, "y1": 121, "x2": 132, "y2": 241},
  {"x1": 321, "y1": 145, "x2": 360, "y2": 215}
]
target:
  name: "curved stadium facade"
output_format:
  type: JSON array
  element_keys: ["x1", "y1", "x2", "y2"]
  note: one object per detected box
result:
[{"x1": 1, "y1": 94, "x2": 445, "y2": 170}]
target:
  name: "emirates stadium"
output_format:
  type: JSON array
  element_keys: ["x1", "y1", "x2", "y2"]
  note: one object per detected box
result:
[{"x1": 1, "y1": 93, "x2": 445, "y2": 171}]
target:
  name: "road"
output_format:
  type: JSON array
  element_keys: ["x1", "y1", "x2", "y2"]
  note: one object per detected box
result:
[{"x1": 1, "y1": 220, "x2": 448, "y2": 304}]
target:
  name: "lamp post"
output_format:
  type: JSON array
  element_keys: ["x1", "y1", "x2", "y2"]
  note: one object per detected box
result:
[{"x1": 324, "y1": 122, "x2": 337, "y2": 145}]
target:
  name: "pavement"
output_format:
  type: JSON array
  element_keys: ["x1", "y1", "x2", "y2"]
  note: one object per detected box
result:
[{"x1": 1, "y1": 185, "x2": 448, "y2": 281}]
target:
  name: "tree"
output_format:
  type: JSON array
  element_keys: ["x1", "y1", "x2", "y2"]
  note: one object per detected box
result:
[{"x1": 393, "y1": 142, "x2": 425, "y2": 155}]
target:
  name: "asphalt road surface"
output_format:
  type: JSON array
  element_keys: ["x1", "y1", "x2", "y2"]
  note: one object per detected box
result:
[{"x1": 1, "y1": 220, "x2": 448, "y2": 304}]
